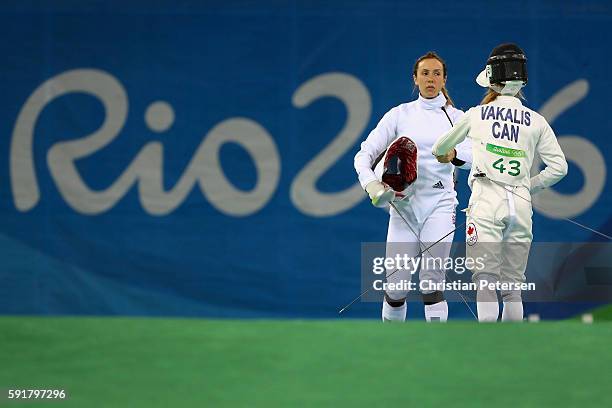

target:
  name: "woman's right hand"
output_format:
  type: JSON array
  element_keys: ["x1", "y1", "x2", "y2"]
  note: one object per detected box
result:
[{"x1": 365, "y1": 181, "x2": 394, "y2": 207}]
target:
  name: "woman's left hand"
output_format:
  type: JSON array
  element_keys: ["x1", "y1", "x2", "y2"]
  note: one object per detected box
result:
[{"x1": 435, "y1": 149, "x2": 456, "y2": 163}]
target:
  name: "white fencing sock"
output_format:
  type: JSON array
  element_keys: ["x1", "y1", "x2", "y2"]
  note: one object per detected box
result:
[
  {"x1": 501, "y1": 290, "x2": 524, "y2": 322},
  {"x1": 477, "y1": 301, "x2": 499, "y2": 322},
  {"x1": 502, "y1": 302, "x2": 523, "y2": 321},
  {"x1": 476, "y1": 274, "x2": 499, "y2": 322},
  {"x1": 424, "y1": 301, "x2": 448, "y2": 322},
  {"x1": 382, "y1": 299, "x2": 406, "y2": 322}
]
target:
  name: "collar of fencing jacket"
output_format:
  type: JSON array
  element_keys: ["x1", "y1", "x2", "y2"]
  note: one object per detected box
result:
[
  {"x1": 417, "y1": 92, "x2": 447, "y2": 110},
  {"x1": 492, "y1": 95, "x2": 524, "y2": 106}
]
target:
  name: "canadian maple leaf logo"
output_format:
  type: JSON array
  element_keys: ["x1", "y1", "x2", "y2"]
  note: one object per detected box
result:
[{"x1": 467, "y1": 226, "x2": 474, "y2": 235}]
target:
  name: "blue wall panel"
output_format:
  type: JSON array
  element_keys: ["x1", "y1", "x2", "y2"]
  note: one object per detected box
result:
[{"x1": 0, "y1": 1, "x2": 610, "y2": 318}]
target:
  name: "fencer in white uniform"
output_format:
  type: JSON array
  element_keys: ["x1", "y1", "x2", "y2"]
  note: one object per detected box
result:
[
  {"x1": 354, "y1": 52, "x2": 472, "y2": 322},
  {"x1": 432, "y1": 43, "x2": 568, "y2": 322}
]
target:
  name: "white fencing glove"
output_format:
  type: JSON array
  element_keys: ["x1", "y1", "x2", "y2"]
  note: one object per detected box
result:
[{"x1": 365, "y1": 181, "x2": 394, "y2": 207}]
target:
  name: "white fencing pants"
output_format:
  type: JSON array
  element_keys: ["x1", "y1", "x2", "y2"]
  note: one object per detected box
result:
[
  {"x1": 466, "y1": 178, "x2": 533, "y2": 322},
  {"x1": 385, "y1": 196, "x2": 456, "y2": 301}
]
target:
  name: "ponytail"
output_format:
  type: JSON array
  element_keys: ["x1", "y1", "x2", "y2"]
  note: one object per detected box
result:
[
  {"x1": 441, "y1": 86, "x2": 455, "y2": 107},
  {"x1": 480, "y1": 89, "x2": 500, "y2": 105}
]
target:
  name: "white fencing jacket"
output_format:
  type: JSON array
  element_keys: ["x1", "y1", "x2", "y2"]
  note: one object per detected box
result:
[
  {"x1": 432, "y1": 95, "x2": 567, "y2": 193},
  {"x1": 354, "y1": 93, "x2": 472, "y2": 223}
]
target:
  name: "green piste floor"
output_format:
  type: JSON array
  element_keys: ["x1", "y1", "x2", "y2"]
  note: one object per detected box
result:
[{"x1": 1, "y1": 316, "x2": 611, "y2": 407}]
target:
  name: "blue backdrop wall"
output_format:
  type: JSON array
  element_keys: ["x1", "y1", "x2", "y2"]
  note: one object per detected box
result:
[{"x1": 0, "y1": 1, "x2": 610, "y2": 318}]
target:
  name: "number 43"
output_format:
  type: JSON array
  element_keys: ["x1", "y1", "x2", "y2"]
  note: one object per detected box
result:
[{"x1": 492, "y1": 158, "x2": 521, "y2": 176}]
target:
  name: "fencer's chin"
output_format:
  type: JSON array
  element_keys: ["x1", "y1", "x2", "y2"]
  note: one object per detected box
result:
[{"x1": 476, "y1": 69, "x2": 489, "y2": 88}]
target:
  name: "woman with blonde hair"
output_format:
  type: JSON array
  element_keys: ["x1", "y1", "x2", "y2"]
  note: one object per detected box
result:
[{"x1": 433, "y1": 43, "x2": 568, "y2": 322}]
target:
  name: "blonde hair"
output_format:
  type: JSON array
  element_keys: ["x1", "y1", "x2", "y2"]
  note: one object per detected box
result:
[{"x1": 413, "y1": 51, "x2": 454, "y2": 107}]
